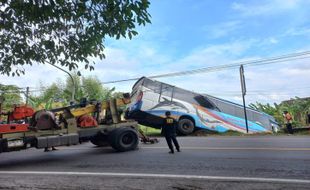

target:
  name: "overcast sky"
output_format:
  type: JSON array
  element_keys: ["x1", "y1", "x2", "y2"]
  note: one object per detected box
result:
[{"x1": 1, "y1": 0, "x2": 310, "y2": 105}]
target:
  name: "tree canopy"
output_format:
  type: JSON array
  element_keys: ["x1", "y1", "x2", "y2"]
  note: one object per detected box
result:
[
  {"x1": 0, "y1": 0, "x2": 151, "y2": 76},
  {"x1": 29, "y1": 74, "x2": 120, "y2": 109}
]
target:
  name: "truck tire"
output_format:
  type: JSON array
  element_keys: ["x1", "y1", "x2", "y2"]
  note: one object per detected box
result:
[
  {"x1": 108, "y1": 127, "x2": 139, "y2": 152},
  {"x1": 177, "y1": 118, "x2": 195, "y2": 135},
  {"x1": 90, "y1": 134, "x2": 108, "y2": 147}
]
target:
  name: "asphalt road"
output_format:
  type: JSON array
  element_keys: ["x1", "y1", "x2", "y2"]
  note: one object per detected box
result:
[{"x1": 0, "y1": 136, "x2": 309, "y2": 190}]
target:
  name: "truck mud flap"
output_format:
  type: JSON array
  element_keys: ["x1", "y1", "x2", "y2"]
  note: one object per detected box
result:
[{"x1": 36, "y1": 133, "x2": 79, "y2": 148}]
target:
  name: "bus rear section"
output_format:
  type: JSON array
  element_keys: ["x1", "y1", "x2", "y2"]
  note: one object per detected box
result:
[{"x1": 126, "y1": 77, "x2": 278, "y2": 135}]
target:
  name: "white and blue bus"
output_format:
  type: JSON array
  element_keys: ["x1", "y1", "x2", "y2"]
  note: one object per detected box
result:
[{"x1": 126, "y1": 77, "x2": 279, "y2": 135}]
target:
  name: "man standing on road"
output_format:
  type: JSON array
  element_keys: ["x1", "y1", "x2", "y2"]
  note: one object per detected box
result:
[
  {"x1": 283, "y1": 111, "x2": 294, "y2": 134},
  {"x1": 162, "y1": 111, "x2": 180, "y2": 154}
]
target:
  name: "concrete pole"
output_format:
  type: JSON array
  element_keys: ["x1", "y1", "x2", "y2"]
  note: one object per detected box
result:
[
  {"x1": 240, "y1": 65, "x2": 249, "y2": 133},
  {"x1": 25, "y1": 87, "x2": 29, "y2": 106}
]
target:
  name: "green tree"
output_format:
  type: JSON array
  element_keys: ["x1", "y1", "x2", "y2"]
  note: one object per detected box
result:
[
  {"x1": 62, "y1": 74, "x2": 118, "y2": 102},
  {"x1": 28, "y1": 74, "x2": 125, "y2": 109},
  {"x1": 250, "y1": 98, "x2": 310, "y2": 127},
  {"x1": 0, "y1": 0, "x2": 151, "y2": 76},
  {"x1": 249, "y1": 102, "x2": 277, "y2": 116},
  {"x1": 249, "y1": 102, "x2": 283, "y2": 125},
  {"x1": 0, "y1": 84, "x2": 22, "y2": 111},
  {"x1": 41, "y1": 83, "x2": 64, "y2": 102},
  {"x1": 81, "y1": 76, "x2": 108, "y2": 101},
  {"x1": 279, "y1": 97, "x2": 310, "y2": 126},
  {"x1": 28, "y1": 82, "x2": 66, "y2": 109}
]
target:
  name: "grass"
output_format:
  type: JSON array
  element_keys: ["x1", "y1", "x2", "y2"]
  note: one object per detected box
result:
[
  {"x1": 192, "y1": 129, "x2": 244, "y2": 136},
  {"x1": 273, "y1": 128, "x2": 310, "y2": 136},
  {"x1": 294, "y1": 130, "x2": 310, "y2": 135},
  {"x1": 138, "y1": 125, "x2": 162, "y2": 136}
]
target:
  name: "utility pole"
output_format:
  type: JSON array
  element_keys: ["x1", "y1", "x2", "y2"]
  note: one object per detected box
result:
[
  {"x1": 48, "y1": 63, "x2": 75, "y2": 102},
  {"x1": 240, "y1": 65, "x2": 249, "y2": 133},
  {"x1": 25, "y1": 87, "x2": 29, "y2": 106}
]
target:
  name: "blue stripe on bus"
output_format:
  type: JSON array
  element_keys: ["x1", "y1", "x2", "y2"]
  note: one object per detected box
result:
[
  {"x1": 211, "y1": 110, "x2": 267, "y2": 132},
  {"x1": 144, "y1": 110, "x2": 267, "y2": 133}
]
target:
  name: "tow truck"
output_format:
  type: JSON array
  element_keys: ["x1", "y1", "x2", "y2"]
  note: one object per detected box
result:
[{"x1": 0, "y1": 94, "x2": 141, "y2": 153}]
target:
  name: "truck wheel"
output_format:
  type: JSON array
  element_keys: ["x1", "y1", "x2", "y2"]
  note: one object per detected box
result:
[
  {"x1": 109, "y1": 127, "x2": 139, "y2": 152},
  {"x1": 177, "y1": 118, "x2": 195, "y2": 135},
  {"x1": 90, "y1": 134, "x2": 108, "y2": 147}
]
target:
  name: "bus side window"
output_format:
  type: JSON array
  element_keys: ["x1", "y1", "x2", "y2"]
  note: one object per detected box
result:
[
  {"x1": 160, "y1": 84, "x2": 174, "y2": 103},
  {"x1": 194, "y1": 95, "x2": 216, "y2": 110}
]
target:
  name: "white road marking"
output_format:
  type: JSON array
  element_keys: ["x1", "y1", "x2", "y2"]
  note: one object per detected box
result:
[
  {"x1": 0, "y1": 171, "x2": 309, "y2": 184},
  {"x1": 58, "y1": 146, "x2": 310, "y2": 151},
  {"x1": 141, "y1": 147, "x2": 310, "y2": 151}
]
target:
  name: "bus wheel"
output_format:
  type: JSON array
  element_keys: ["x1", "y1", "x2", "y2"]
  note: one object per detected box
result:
[
  {"x1": 178, "y1": 118, "x2": 195, "y2": 135},
  {"x1": 109, "y1": 127, "x2": 139, "y2": 152}
]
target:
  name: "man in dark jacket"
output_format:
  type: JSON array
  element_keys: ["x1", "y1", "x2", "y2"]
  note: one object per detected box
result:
[{"x1": 162, "y1": 111, "x2": 180, "y2": 154}]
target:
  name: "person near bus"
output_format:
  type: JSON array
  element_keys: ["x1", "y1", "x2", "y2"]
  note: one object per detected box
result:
[
  {"x1": 306, "y1": 111, "x2": 310, "y2": 125},
  {"x1": 283, "y1": 111, "x2": 293, "y2": 134},
  {"x1": 161, "y1": 111, "x2": 180, "y2": 154}
]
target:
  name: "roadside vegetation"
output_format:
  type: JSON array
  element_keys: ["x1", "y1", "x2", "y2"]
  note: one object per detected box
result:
[
  {"x1": 0, "y1": 74, "x2": 123, "y2": 112},
  {"x1": 28, "y1": 74, "x2": 123, "y2": 110},
  {"x1": 1, "y1": 81, "x2": 309, "y2": 136},
  {"x1": 138, "y1": 125, "x2": 161, "y2": 136},
  {"x1": 249, "y1": 98, "x2": 310, "y2": 128},
  {"x1": 0, "y1": 84, "x2": 23, "y2": 111}
]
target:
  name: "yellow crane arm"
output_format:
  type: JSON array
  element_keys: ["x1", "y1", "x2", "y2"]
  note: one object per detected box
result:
[{"x1": 70, "y1": 98, "x2": 131, "y2": 117}]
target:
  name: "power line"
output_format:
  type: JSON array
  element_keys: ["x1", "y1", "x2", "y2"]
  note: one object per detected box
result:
[
  {"x1": 100, "y1": 51, "x2": 310, "y2": 84},
  {"x1": 2, "y1": 85, "x2": 309, "y2": 96},
  {"x1": 9, "y1": 80, "x2": 309, "y2": 96},
  {"x1": 0, "y1": 89, "x2": 45, "y2": 94}
]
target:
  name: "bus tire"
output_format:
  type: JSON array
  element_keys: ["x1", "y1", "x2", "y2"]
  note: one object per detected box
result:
[
  {"x1": 177, "y1": 118, "x2": 195, "y2": 135},
  {"x1": 108, "y1": 127, "x2": 139, "y2": 152}
]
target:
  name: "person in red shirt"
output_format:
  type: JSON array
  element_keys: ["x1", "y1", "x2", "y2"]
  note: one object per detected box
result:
[{"x1": 283, "y1": 111, "x2": 293, "y2": 134}]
